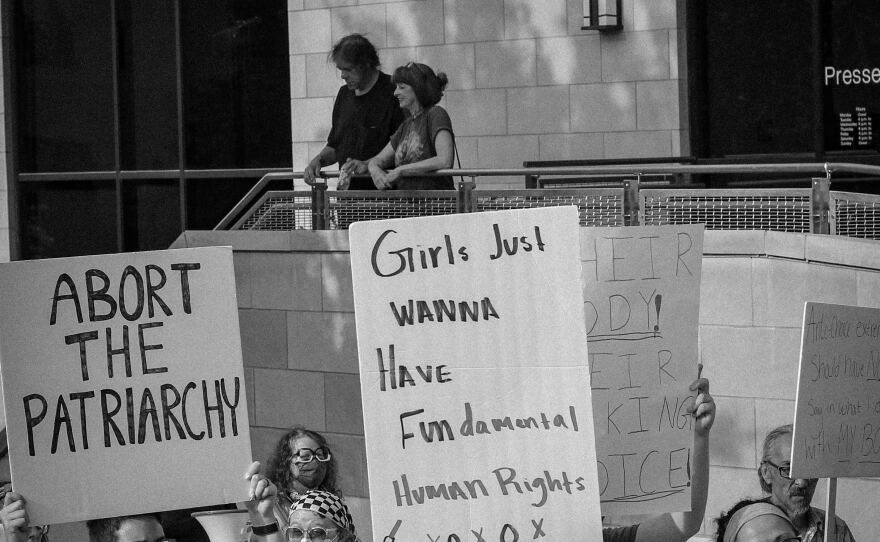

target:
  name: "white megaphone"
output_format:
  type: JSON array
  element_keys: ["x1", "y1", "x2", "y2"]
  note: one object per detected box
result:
[{"x1": 191, "y1": 510, "x2": 253, "y2": 542}]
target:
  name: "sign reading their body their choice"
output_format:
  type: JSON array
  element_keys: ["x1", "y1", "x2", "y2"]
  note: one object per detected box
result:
[
  {"x1": 791, "y1": 302, "x2": 880, "y2": 479},
  {"x1": 582, "y1": 224, "x2": 704, "y2": 515},
  {"x1": 0, "y1": 247, "x2": 252, "y2": 525},
  {"x1": 350, "y1": 207, "x2": 603, "y2": 542}
]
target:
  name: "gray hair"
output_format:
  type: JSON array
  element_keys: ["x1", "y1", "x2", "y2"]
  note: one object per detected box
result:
[{"x1": 759, "y1": 424, "x2": 793, "y2": 492}]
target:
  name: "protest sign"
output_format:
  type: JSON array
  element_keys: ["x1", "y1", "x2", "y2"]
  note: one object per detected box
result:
[
  {"x1": 791, "y1": 302, "x2": 880, "y2": 478},
  {"x1": 350, "y1": 207, "x2": 603, "y2": 542},
  {"x1": 0, "y1": 247, "x2": 251, "y2": 525},
  {"x1": 581, "y1": 224, "x2": 704, "y2": 515}
]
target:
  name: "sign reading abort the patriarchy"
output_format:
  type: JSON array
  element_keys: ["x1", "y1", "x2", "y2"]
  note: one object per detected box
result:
[
  {"x1": 0, "y1": 247, "x2": 252, "y2": 525},
  {"x1": 792, "y1": 302, "x2": 880, "y2": 479},
  {"x1": 582, "y1": 224, "x2": 704, "y2": 515},
  {"x1": 350, "y1": 207, "x2": 603, "y2": 542}
]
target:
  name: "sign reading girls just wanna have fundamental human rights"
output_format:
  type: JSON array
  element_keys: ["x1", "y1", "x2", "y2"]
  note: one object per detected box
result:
[
  {"x1": 350, "y1": 206, "x2": 603, "y2": 542},
  {"x1": 0, "y1": 247, "x2": 252, "y2": 524}
]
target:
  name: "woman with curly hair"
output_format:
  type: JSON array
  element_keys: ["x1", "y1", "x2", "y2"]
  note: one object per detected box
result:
[{"x1": 264, "y1": 427, "x2": 340, "y2": 528}]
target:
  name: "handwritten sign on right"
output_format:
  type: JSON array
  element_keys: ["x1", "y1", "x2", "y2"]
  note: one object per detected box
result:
[
  {"x1": 791, "y1": 302, "x2": 880, "y2": 479},
  {"x1": 582, "y1": 224, "x2": 704, "y2": 515}
]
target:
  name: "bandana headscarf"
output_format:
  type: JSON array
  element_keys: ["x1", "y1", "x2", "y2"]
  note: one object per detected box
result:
[
  {"x1": 290, "y1": 490, "x2": 355, "y2": 533},
  {"x1": 723, "y1": 502, "x2": 794, "y2": 542}
]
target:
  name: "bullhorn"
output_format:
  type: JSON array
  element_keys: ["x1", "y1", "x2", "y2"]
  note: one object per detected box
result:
[{"x1": 192, "y1": 509, "x2": 253, "y2": 542}]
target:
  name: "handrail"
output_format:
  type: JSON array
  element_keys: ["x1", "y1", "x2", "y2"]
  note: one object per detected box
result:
[
  {"x1": 226, "y1": 162, "x2": 880, "y2": 181},
  {"x1": 215, "y1": 162, "x2": 880, "y2": 232}
]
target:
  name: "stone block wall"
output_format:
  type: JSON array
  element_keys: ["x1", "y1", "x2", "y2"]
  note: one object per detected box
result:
[
  {"x1": 173, "y1": 228, "x2": 880, "y2": 542},
  {"x1": 287, "y1": 0, "x2": 685, "y2": 189}
]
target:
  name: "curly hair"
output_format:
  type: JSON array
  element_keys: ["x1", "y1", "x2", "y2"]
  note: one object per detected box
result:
[
  {"x1": 86, "y1": 514, "x2": 162, "y2": 542},
  {"x1": 266, "y1": 427, "x2": 339, "y2": 498},
  {"x1": 392, "y1": 62, "x2": 449, "y2": 108}
]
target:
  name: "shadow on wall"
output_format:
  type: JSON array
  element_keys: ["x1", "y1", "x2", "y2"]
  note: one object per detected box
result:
[{"x1": 300, "y1": 0, "x2": 671, "y2": 171}]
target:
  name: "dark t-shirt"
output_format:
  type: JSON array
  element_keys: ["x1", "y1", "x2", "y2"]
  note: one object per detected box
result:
[
  {"x1": 388, "y1": 105, "x2": 455, "y2": 190},
  {"x1": 327, "y1": 72, "x2": 404, "y2": 190},
  {"x1": 603, "y1": 524, "x2": 639, "y2": 542}
]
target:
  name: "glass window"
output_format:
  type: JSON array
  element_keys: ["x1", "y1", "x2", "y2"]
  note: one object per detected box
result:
[
  {"x1": 185, "y1": 176, "x2": 262, "y2": 230},
  {"x1": 122, "y1": 179, "x2": 182, "y2": 251},
  {"x1": 117, "y1": 0, "x2": 179, "y2": 170},
  {"x1": 703, "y1": 1, "x2": 813, "y2": 156},
  {"x1": 180, "y1": 0, "x2": 292, "y2": 169},
  {"x1": 822, "y1": 0, "x2": 880, "y2": 153},
  {"x1": 20, "y1": 181, "x2": 118, "y2": 258},
  {"x1": 14, "y1": 0, "x2": 116, "y2": 172}
]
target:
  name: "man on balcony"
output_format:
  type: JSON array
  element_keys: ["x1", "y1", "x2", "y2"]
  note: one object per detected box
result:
[{"x1": 303, "y1": 34, "x2": 404, "y2": 190}]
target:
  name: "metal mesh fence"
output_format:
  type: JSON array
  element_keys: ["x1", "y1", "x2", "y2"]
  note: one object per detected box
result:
[
  {"x1": 831, "y1": 191, "x2": 880, "y2": 239},
  {"x1": 473, "y1": 190, "x2": 625, "y2": 226},
  {"x1": 236, "y1": 191, "x2": 315, "y2": 230},
  {"x1": 232, "y1": 187, "x2": 880, "y2": 238},
  {"x1": 328, "y1": 191, "x2": 460, "y2": 229},
  {"x1": 640, "y1": 189, "x2": 812, "y2": 232}
]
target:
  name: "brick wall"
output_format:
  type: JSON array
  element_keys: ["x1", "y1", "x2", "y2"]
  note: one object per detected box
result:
[
  {"x1": 172, "y1": 228, "x2": 880, "y2": 542},
  {"x1": 287, "y1": 0, "x2": 684, "y2": 189}
]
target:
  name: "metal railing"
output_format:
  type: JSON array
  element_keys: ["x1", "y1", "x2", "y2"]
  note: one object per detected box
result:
[{"x1": 215, "y1": 162, "x2": 880, "y2": 239}]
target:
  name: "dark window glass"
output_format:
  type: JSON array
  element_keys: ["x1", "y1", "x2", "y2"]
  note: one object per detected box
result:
[
  {"x1": 822, "y1": 0, "x2": 880, "y2": 153},
  {"x1": 122, "y1": 179, "x2": 181, "y2": 251},
  {"x1": 704, "y1": 1, "x2": 813, "y2": 156},
  {"x1": 14, "y1": 1, "x2": 116, "y2": 172},
  {"x1": 20, "y1": 181, "x2": 118, "y2": 258},
  {"x1": 181, "y1": 0, "x2": 292, "y2": 169},
  {"x1": 117, "y1": 0, "x2": 179, "y2": 170},
  {"x1": 185, "y1": 177, "x2": 261, "y2": 230}
]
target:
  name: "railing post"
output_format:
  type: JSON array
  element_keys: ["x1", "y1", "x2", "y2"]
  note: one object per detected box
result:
[
  {"x1": 623, "y1": 178, "x2": 640, "y2": 226},
  {"x1": 811, "y1": 177, "x2": 830, "y2": 234},
  {"x1": 312, "y1": 181, "x2": 328, "y2": 230},
  {"x1": 459, "y1": 179, "x2": 476, "y2": 213}
]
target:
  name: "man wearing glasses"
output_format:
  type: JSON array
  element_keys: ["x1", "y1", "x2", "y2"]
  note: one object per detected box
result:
[{"x1": 758, "y1": 425, "x2": 856, "y2": 542}]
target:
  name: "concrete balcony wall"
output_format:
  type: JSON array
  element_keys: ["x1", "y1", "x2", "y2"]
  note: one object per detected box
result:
[
  {"x1": 287, "y1": 0, "x2": 684, "y2": 189},
  {"x1": 172, "y1": 228, "x2": 880, "y2": 542}
]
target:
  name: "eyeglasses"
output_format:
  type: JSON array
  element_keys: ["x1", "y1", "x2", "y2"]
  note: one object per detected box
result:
[
  {"x1": 293, "y1": 447, "x2": 332, "y2": 464},
  {"x1": 286, "y1": 527, "x2": 339, "y2": 541},
  {"x1": 763, "y1": 460, "x2": 792, "y2": 479}
]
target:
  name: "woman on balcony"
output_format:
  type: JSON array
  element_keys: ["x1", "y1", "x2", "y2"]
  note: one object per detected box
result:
[{"x1": 362, "y1": 62, "x2": 456, "y2": 190}]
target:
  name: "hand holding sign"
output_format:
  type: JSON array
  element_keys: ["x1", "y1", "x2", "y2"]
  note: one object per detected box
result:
[
  {"x1": 690, "y1": 365, "x2": 715, "y2": 437},
  {"x1": 1, "y1": 491, "x2": 30, "y2": 540}
]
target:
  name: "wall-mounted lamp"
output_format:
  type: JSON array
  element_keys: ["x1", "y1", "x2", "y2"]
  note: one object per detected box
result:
[{"x1": 582, "y1": 0, "x2": 622, "y2": 31}]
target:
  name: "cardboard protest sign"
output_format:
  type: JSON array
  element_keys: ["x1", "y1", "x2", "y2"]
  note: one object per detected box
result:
[
  {"x1": 0, "y1": 247, "x2": 252, "y2": 525},
  {"x1": 581, "y1": 224, "x2": 704, "y2": 515},
  {"x1": 350, "y1": 207, "x2": 603, "y2": 542},
  {"x1": 791, "y1": 302, "x2": 880, "y2": 478}
]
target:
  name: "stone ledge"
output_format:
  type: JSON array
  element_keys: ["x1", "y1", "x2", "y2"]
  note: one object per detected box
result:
[{"x1": 175, "y1": 229, "x2": 350, "y2": 252}]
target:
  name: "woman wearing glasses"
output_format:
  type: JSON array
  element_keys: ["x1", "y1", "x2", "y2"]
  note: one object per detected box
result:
[
  {"x1": 246, "y1": 469, "x2": 359, "y2": 542},
  {"x1": 264, "y1": 428, "x2": 339, "y2": 530}
]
